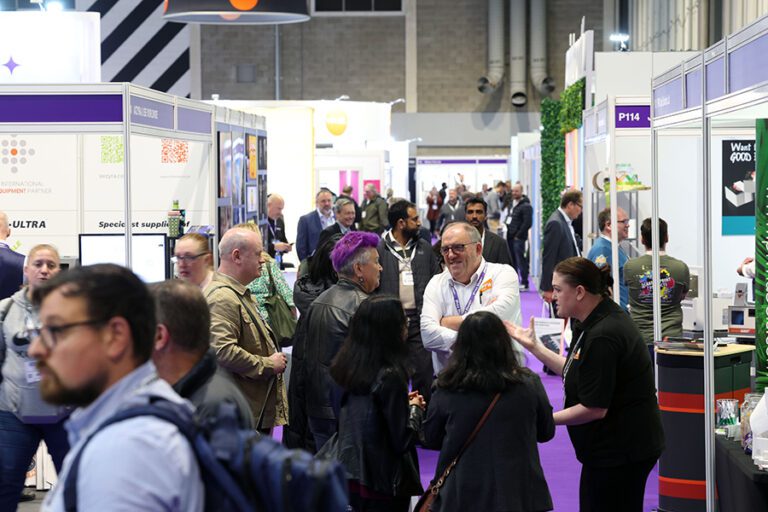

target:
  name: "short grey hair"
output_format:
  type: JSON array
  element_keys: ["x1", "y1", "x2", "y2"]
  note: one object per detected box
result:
[
  {"x1": 218, "y1": 228, "x2": 260, "y2": 260},
  {"x1": 336, "y1": 246, "x2": 373, "y2": 278},
  {"x1": 334, "y1": 197, "x2": 354, "y2": 213},
  {"x1": 445, "y1": 221, "x2": 481, "y2": 243}
]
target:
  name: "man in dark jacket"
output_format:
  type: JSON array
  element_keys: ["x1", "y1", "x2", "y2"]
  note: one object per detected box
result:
[
  {"x1": 464, "y1": 196, "x2": 513, "y2": 266},
  {"x1": 377, "y1": 200, "x2": 441, "y2": 402},
  {"x1": 505, "y1": 184, "x2": 533, "y2": 289},
  {"x1": 0, "y1": 212, "x2": 24, "y2": 300},
  {"x1": 540, "y1": 189, "x2": 583, "y2": 312},
  {"x1": 359, "y1": 184, "x2": 389, "y2": 234},
  {"x1": 150, "y1": 279, "x2": 254, "y2": 429}
]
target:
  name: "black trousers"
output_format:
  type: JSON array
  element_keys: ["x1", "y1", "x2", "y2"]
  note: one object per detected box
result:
[
  {"x1": 406, "y1": 309, "x2": 434, "y2": 403},
  {"x1": 579, "y1": 458, "x2": 657, "y2": 512},
  {"x1": 511, "y1": 238, "x2": 529, "y2": 286},
  {"x1": 350, "y1": 493, "x2": 410, "y2": 512}
]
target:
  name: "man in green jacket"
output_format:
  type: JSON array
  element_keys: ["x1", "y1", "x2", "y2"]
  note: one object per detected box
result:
[{"x1": 360, "y1": 184, "x2": 389, "y2": 235}]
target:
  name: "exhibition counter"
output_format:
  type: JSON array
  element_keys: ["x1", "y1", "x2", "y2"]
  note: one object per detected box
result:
[{"x1": 715, "y1": 436, "x2": 768, "y2": 512}]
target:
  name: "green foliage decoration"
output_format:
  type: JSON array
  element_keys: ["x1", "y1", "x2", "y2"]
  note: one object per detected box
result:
[
  {"x1": 540, "y1": 98, "x2": 565, "y2": 224},
  {"x1": 559, "y1": 78, "x2": 586, "y2": 135}
]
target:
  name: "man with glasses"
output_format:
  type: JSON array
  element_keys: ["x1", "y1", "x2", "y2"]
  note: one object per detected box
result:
[
  {"x1": 588, "y1": 207, "x2": 631, "y2": 310},
  {"x1": 421, "y1": 222, "x2": 523, "y2": 375},
  {"x1": 540, "y1": 190, "x2": 583, "y2": 313},
  {"x1": 377, "y1": 200, "x2": 441, "y2": 401},
  {"x1": 27, "y1": 263, "x2": 203, "y2": 510}
]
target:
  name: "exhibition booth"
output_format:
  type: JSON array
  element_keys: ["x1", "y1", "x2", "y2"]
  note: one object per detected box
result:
[{"x1": 649, "y1": 14, "x2": 768, "y2": 510}]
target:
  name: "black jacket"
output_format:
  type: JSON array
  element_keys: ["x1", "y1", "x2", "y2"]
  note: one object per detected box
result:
[
  {"x1": 173, "y1": 349, "x2": 254, "y2": 429},
  {"x1": 337, "y1": 367, "x2": 424, "y2": 497},
  {"x1": 423, "y1": 375, "x2": 555, "y2": 512},
  {"x1": 305, "y1": 279, "x2": 369, "y2": 420},
  {"x1": 284, "y1": 274, "x2": 336, "y2": 451},
  {"x1": 481, "y1": 230, "x2": 514, "y2": 266},
  {"x1": 507, "y1": 195, "x2": 533, "y2": 241},
  {"x1": 376, "y1": 236, "x2": 440, "y2": 313},
  {"x1": 540, "y1": 210, "x2": 579, "y2": 292}
]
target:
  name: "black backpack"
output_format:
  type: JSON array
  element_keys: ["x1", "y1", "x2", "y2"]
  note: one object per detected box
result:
[{"x1": 63, "y1": 398, "x2": 349, "y2": 512}]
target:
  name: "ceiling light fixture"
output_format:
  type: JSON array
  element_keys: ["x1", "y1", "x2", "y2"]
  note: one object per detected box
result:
[{"x1": 163, "y1": 0, "x2": 310, "y2": 25}]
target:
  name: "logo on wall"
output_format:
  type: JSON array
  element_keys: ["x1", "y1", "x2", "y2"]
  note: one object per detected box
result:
[
  {"x1": 1, "y1": 56, "x2": 19, "y2": 75},
  {"x1": 100, "y1": 136, "x2": 124, "y2": 164},
  {"x1": 1, "y1": 135, "x2": 35, "y2": 173},
  {"x1": 161, "y1": 139, "x2": 189, "y2": 164},
  {"x1": 326, "y1": 110, "x2": 348, "y2": 136}
]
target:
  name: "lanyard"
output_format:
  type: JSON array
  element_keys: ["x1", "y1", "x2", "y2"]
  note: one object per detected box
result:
[
  {"x1": 561, "y1": 330, "x2": 586, "y2": 404},
  {"x1": 449, "y1": 264, "x2": 487, "y2": 315},
  {"x1": 385, "y1": 233, "x2": 416, "y2": 265}
]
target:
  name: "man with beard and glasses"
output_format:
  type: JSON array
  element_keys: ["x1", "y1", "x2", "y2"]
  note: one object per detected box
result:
[
  {"x1": 376, "y1": 200, "x2": 441, "y2": 402},
  {"x1": 421, "y1": 222, "x2": 523, "y2": 375},
  {"x1": 464, "y1": 196, "x2": 513, "y2": 266},
  {"x1": 28, "y1": 264, "x2": 203, "y2": 511},
  {"x1": 0, "y1": 244, "x2": 69, "y2": 509}
]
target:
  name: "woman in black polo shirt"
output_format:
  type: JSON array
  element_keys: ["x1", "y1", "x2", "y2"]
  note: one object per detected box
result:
[{"x1": 507, "y1": 256, "x2": 664, "y2": 512}]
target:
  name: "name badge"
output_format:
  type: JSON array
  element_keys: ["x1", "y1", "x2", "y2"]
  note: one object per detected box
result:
[
  {"x1": 402, "y1": 270, "x2": 414, "y2": 286},
  {"x1": 24, "y1": 360, "x2": 41, "y2": 384},
  {"x1": 431, "y1": 204, "x2": 438, "y2": 210},
  {"x1": 361, "y1": 211, "x2": 367, "y2": 219}
]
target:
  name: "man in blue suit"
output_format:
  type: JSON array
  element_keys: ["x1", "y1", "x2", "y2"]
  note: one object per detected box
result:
[
  {"x1": 296, "y1": 189, "x2": 335, "y2": 262},
  {"x1": 0, "y1": 212, "x2": 24, "y2": 300}
]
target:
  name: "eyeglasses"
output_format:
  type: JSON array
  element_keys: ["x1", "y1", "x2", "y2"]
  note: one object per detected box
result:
[
  {"x1": 26, "y1": 319, "x2": 108, "y2": 350},
  {"x1": 171, "y1": 252, "x2": 208, "y2": 264},
  {"x1": 440, "y1": 242, "x2": 475, "y2": 256}
]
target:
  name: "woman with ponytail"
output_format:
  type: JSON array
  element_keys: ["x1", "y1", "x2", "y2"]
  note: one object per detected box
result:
[{"x1": 506, "y1": 256, "x2": 664, "y2": 512}]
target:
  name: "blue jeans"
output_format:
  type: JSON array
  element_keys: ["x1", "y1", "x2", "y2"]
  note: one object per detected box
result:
[{"x1": 0, "y1": 410, "x2": 69, "y2": 509}]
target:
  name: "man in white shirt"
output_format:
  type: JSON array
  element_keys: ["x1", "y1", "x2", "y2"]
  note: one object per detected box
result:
[{"x1": 420, "y1": 222, "x2": 523, "y2": 374}]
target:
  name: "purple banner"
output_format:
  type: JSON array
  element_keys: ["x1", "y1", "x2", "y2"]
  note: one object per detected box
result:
[
  {"x1": 615, "y1": 105, "x2": 651, "y2": 128},
  {"x1": 0, "y1": 94, "x2": 123, "y2": 123},
  {"x1": 130, "y1": 95, "x2": 174, "y2": 130},
  {"x1": 730, "y1": 33, "x2": 768, "y2": 94},
  {"x1": 178, "y1": 107, "x2": 212, "y2": 134},
  {"x1": 417, "y1": 159, "x2": 477, "y2": 165},
  {"x1": 685, "y1": 69, "x2": 702, "y2": 108},
  {"x1": 653, "y1": 78, "x2": 684, "y2": 117},
  {"x1": 706, "y1": 57, "x2": 726, "y2": 101},
  {"x1": 477, "y1": 159, "x2": 508, "y2": 164}
]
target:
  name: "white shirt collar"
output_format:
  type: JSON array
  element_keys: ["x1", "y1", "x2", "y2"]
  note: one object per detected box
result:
[
  {"x1": 449, "y1": 258, "x2": 487, "y2": 287},
  {"x1": 644, "y1": 249, "x2": 666, "y2": 255},
  {"x1": 558, "y1": 208, "x2": 572, "y2": 226}
]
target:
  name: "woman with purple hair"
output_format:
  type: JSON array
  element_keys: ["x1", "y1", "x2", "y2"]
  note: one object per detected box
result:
[{"x1": 304, "y1": 231, "x2": 383, "y2": 450}]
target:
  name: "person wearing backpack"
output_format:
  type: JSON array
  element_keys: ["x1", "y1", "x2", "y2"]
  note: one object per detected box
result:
[
  {"x1": 330, "y1": 295, "x2": 425, "y2": 512},
  {"x1": 28, "y1": 264, "x2": 203, "y2": 511},
  {"x1": 0, "y1": 244, "x2": 70, "y2": 508},
  {"x1": 150, "y1": 279, "x2": 254, "y2": 429}
]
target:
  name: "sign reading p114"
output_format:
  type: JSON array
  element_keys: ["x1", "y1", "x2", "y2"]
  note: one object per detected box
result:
[{"x1": 615, "y1": 105, "x2": 651, "y2": 129}]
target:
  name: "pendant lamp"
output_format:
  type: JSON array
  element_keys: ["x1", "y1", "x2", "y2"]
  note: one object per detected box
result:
[{"x1": 163, "y1": 0, "x2": 310, "y2": 25}]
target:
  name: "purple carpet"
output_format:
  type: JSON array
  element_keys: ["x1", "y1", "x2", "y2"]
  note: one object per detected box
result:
[{"x1": 415, "y1": 289, "x2": 660, "y2": 511}]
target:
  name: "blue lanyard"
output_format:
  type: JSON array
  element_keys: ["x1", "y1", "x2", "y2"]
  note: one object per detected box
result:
[{"x1": 449, "y1": 265, "x2": 487, "y2": 315}]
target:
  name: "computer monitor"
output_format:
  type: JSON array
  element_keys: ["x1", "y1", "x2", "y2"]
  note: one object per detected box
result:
[{"x1": 78, "y1": 233, "x2": 170, "y2": 283}]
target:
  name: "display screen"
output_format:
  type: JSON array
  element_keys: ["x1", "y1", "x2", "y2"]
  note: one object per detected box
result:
[
  {"x1": 79, "y1": 234, "x2": 169, "y2": 283},
  {"x1": 731, "y1": 309, "x2": 745, "y2": 326}
]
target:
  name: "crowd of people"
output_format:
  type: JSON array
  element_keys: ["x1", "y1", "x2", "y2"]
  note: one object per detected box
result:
[{"x1": 0, "y1": 180, "x2": 673, "y2": 511}]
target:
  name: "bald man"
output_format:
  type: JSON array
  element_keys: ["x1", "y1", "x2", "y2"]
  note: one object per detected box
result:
[
  {"x1": 266, "y1": 194, "x2": 292, "y2": 261},
  {"x1": 204, "y1": 227, "x2": 288, "y2": 431},
  {"x1": 0, "y1": 212, "x2": 24, "y2": 300}
]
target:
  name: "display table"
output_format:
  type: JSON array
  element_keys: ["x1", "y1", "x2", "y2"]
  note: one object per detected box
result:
[
  {"x1": 656, "y1": 344, "x2": 754, "y2": 512},
  {"x1": 715, "y1": 436, "x2": 768, "y2": 511}
]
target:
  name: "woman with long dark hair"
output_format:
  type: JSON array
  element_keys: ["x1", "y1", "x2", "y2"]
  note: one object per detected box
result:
[
  {"x1": 423, "y1": 310, "x2": 554, "y2": 512},
  {"x1": 330, "y1": 295, "x2": 425, "y2": 512},
  {"x1": 507, "y1": 257, "x2": 664, "y2": 512}
]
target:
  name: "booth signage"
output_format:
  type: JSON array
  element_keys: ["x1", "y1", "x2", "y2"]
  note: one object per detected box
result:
[
  {"x1": 130, "y1": 96, "x2": 174, "y2": 130},
  {"x1": 721, "y1": 139, "x2": 756, "y2": 235},
  {"x1": 706, "y1": 57, "x2": 726, "y2": 101},
  {"x1": 0, "y1": 95, "x2": 123, "y2": 123},
  {"x1": 754, "y1": 120, "x2": 768, "y2": 385},
  {"x1": 685, "y1": 69, "x2": 702, "y2": 108},
  {"x1": 729, "y1": 32, "x2": 768, "y2": 94},
  {"x1": 653, "y1": 78, "x2": 683, "y2": 117},
  {"x1": 178, "y1": 107, "x2": 212, "y2": 134},
  {"x1": 614, "y1": 105, "x2": 650, "y2": 128}
]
